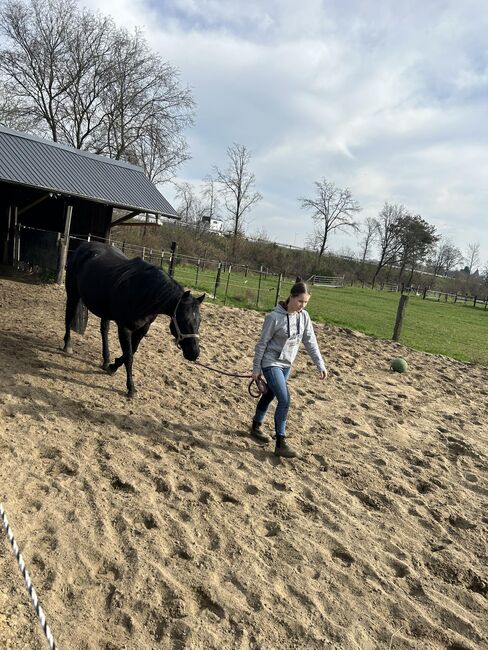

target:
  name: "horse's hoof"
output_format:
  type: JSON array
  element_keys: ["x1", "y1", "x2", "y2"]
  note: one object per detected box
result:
[
  {"x1": 63, "y1": 345, "x2": 73, "y2": 355},
  {"x1": 127, "y1": 390, "x2": 136, "y2": 399},
  {"x1": 107, "y1": 364, "x2": 118, "y2": 375},
  {"x1": 101, "y1": 363, "x2": 111, "y2": 371}
]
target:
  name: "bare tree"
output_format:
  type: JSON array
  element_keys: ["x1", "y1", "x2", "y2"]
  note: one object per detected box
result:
[
  {"x1": 0, "y1": 0, "x2": 194, "y2": 181},
  {"x1": 214, "y1": 143, "x2": 262, "y2": 256},
  {"x1": 174, "y1": 181, "x2": 201, "y2": 224},
  {"x1": 465, "y1": 242, "x2": 480, "y2": 275},
  {"x1": 201, "y1": 175, "x2": 220, "y2": 221},
  {"x1": 299, "y1": 179, "x2": 361, "y2": 259},
  {"x1": 428, "y1": 238, "x2": 463, "y2": 277},
  {"x1": 371, "y1": 202, "x2": 407, "y2": 288},
  {"x1": 359, "y1": 217, "x2": 376, "y2": 264}
]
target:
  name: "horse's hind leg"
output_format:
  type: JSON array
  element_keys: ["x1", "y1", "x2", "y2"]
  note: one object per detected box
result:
[
  {"x1": 100, "y1": 319, "x2": 111, "y2": 370},
  {"x1": 116, "y1": 324, "x2": 135, "y2": 397},
  {"x1": 63, "y1": 289, "x2": 80, "y2": 354}
]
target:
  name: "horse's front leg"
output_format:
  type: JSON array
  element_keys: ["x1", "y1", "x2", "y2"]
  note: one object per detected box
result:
[
  {"x1": 132, "y1": 322, "x2": 151, "y2": 355},
  {"x1": 116, "y1": 324, "x2": 135, "y2": 397},
  {"x1": 100, "y1": 319, "x2": 111, "y2": 370},
  {"x1": 106, "y1": 322, "x2": 151, "y2": 377}
]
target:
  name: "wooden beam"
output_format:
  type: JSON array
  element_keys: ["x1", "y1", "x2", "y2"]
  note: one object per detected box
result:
[
  {"x1": 111, "y1": 210, "x2": 142, "y2": 226},
  {"x1": 114, "y1": 222, "x2": 162, "y2": 227},
  {"x1": 18, "y1": 193, "x2": 52, "y2": 216}
]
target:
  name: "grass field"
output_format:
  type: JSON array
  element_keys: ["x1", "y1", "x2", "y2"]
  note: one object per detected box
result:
[{"x1": 171, "y1": 263, "x2": 488, "y2": 367}]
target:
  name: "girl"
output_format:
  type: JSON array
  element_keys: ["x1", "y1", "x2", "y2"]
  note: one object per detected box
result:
[{"x1": 251, "y1": 279, "x2": 327, "y2": 458}]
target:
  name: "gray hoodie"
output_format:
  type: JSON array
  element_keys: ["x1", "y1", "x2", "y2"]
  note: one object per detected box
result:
[{"x1": 253, "y1": 304, "x2": 326, "y2": 375}]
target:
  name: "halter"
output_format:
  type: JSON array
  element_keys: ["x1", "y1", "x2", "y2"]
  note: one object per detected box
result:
[{"x1": 172, "y1": 294, "x2": 200, "y2": 348}]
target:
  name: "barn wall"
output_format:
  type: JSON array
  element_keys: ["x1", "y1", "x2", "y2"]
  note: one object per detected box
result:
[{"x1": 0, "y1": 181, "x2": 113, "y2": 266}]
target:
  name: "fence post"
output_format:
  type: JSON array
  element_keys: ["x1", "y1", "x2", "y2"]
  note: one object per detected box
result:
[
  {"x1": 454, "y1": 293, "x2": 458, "y2": 303},
  {"x1": 196, "y1": 259, "x2": 201, "y2": 285},
  {"x1": 160, "y1": 250, "x2": 165, "y2": 269},
  {"x1": 223, "y1": 265, "x2": 232, "y2": 305},
  {"x1": 256, "y1": 265, "x2": 263, "y2": 308},
  {"x1": 142, "y1": 246, "x2": 146, "y2": 260},
  {"x1": 214, "y1": 261, "x2": 222, "y2": 301},
  {"x1": 473, "y1": 296, "x2": 477, "y2": 309},
  {"x1": 392, "y1": 294, "x2": 409, "y2": 342},
  {"x1": 422, "y1": 287, "x2": 427, "y2": 299},
  {"x1": 168, "y1": 241, "x2": 177, "y2": 278},
  {"x1": 275, "y1": 273, "x2": 283, "y2": 306},
  {"x1": 245, "y1": 265, "x2": 248, "y2": 277}
]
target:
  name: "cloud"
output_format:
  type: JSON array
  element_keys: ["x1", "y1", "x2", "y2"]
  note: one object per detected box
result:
[{"x1": 83, "y1": 0, "x2": 488, "y2": 263}]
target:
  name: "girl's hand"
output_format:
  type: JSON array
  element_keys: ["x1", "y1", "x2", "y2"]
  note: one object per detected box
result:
[
  {"x1": 319, "y1": 369, "x2": 328, "y2": 380},
  {"x1": 252, "y1": 372, "x2": 262, "y2": 382}
]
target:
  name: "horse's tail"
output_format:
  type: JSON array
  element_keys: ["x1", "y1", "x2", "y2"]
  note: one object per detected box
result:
[{"x1": 72, "y1": 300, "x2": 89, "y2": 335}]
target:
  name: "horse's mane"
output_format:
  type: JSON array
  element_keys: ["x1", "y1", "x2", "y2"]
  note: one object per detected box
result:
[{"x1": 112, "y1": 257, "x2": 183, "y2": 317}]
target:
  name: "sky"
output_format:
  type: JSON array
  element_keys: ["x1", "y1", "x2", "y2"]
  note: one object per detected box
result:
[{"x1": 82, "y1": 0, "x2": 488, "y2": 266}]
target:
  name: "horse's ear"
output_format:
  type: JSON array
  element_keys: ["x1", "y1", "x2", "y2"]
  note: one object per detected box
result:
[
  {"x1": 197, "y1": 293, "x2": 205, "y2": 304},
  {"x1": 182, "y1": 290, "x2": 191, "y2": 299}
]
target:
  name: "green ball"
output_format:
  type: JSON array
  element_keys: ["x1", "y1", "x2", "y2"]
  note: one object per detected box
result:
[{"x1": 390, "y1": 357, "x2": 408, "y2": 373}]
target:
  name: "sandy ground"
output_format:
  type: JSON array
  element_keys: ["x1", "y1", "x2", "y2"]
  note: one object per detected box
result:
[{"x1": 0, "y1": 275, "x2": 487, "y2": 650}]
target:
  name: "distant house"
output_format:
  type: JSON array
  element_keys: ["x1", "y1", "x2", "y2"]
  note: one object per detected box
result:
[
  {"x1": 0, "y1": 126, "x2": 178, "y2": 270},
  {"x1": 201, "y1": 215, "x2": 224, "y2": 234}
]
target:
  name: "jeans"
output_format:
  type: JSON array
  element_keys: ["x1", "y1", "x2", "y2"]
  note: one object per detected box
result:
[{"x1": 254, "y1": 366, "x2": 291, "y2": 437}]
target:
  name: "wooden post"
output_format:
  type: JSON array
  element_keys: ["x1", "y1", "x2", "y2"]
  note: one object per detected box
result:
[
  {"x1": 213, "y1": 261, "x2": 222, "y2": 301},
  {"x1": 422, "y1": 287, "x2": 427, "y2": 299},
  {"x1": 256, "y1": 265, "x2": 263, "y2": 307},
  {"x1": 473, "y1": 296, "x2": 477, "y2": 309},
  {"x1": 275, "y1": 273, "x2": 283, "y2": 306},
  {"x1": 223, "y1": 265, "x2": 232, "y2": 305},
  {"x1": 392, "y1": 294, "x2": 409, "y2": 342},
  {"x1": 196, "y1": 259, "x2": 201, "y2": 285},
  {"x1": 168, "y1": 241, "x2": 177, "y2": 277},
  {"x1": 56, "y1": 205, "x2": 73, "y2": 284},
  {"x1": 13, "y1": 222, "x2": 21, "y2": 269}
]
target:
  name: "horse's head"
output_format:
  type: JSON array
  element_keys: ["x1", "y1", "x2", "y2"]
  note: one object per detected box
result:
[{"x1": 170, "y1": 290, "x2": 205, "y2": 361}]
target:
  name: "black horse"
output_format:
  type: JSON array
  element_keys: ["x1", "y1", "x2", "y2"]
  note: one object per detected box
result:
[{"x1": 63, "y1": 241, "x2": 204, "y2": 397}]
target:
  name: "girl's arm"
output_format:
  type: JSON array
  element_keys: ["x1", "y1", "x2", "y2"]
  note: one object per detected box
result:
[
  {"x1": 252, "y1": 314, "x2": 276, "y2": 375},
  {"x1": 302, "y1": 313, "x2": 327, "y2": 372}
]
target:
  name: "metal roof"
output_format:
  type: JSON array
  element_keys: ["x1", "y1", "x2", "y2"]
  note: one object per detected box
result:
[{"x1": 0, "y1": 126, "x2": 178, "y2": 218}]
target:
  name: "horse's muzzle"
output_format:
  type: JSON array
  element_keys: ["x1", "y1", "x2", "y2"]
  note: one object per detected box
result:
[{"x1": 181, "y1": 343, "x2": 200, "y2": 361}]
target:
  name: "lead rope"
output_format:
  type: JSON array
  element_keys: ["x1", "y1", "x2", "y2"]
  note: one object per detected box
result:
[
  {"x1": 0, "y1": 503, "x2": 58, "y2": 650},
  {"x1": 193, "y1": 361, "x2": 268, "y2": 398}
]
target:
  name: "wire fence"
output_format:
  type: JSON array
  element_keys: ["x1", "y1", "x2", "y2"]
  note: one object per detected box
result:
[{"x1": 13, "y1": 226, "x2": 488, "y2": 312}]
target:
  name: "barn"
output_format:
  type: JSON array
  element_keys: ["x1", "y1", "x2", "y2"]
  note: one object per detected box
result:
[{"x1": 0, "y1": 126, "x2": 178, "y2": 273}]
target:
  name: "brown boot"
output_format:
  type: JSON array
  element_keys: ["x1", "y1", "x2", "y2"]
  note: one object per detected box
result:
[
  {"x1": 274, "y1": 435, "x2": 297, "y2": 458},
  {"x1": 250, "y1": 419, "x2": 271, "y2": 442}
]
